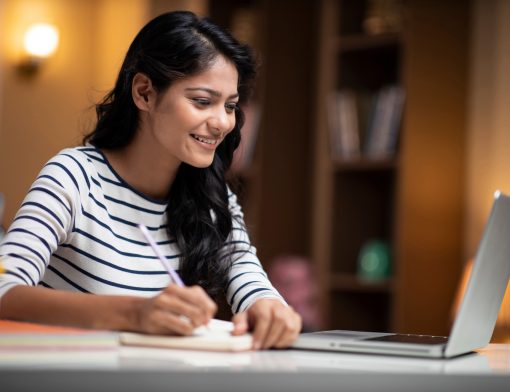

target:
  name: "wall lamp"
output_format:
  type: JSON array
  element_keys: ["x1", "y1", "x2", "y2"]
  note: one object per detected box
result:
[{"x1": 17, "y1": 23, "x2": 59, "y2": 76}]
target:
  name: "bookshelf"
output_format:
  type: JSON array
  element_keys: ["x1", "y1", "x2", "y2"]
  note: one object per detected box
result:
[
  {"x1": 209, "y1": 0, "x2": 317, "y2": 320},
  {"x1": 312, "y1": 0, "x2": 469, "y2": 335}
]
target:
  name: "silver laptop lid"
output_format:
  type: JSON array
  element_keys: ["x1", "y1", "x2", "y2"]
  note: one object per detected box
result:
[{"x1": 445, "y1": 191, "x2": 510, "y2": 357}]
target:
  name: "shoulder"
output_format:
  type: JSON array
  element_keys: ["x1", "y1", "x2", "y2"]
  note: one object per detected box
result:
[
  {"x1": 40, "y1": 146, "x2": 102, "y2": 192},
  {"x1": 51, "y1": 145, "x2": 102, "y2": 166}
]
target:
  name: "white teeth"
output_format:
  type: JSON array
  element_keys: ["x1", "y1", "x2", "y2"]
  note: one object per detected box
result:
[{"x1": 192, "y1": 134, "x2": 217, "y2": 145}]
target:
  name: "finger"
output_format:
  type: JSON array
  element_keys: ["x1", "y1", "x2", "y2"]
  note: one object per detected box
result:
[
  {"x1": 155, "y1": 293, "x2": 207, "y2": 327},
  {"x1": 166, "y1": 285, "x2": 217, "y2": 320},
  {"x1": 261, "y1": 310, "x2": 287, "y2": 349},
  {"x1": 231, "y1": 312, "x2": 248, "y2": 335},
  {"x1": 251, "y1": 309, "x2": 272, "y2": 350},
  {"x1": 274, "y1": 313, "x2": 302, "y2": 348},
  {"x1": 146, "y1": 309, "x2": 195, "y2": 336}
]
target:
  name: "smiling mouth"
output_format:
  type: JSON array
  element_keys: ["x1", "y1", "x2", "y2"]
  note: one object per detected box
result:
[{"x1": 191, "y1": 134, "x2": 218, "y2": 145}]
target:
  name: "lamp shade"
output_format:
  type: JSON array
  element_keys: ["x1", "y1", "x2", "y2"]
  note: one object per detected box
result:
[{"x1": 23, "y1": 23, "x2": 59, "y2": 58}]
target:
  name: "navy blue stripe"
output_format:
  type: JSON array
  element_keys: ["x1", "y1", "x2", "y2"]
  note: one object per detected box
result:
[
  {"x1": 88, "y1": 192, "x2": 166, "y2": 231},
  {"x1": 91, "y1": 176, "x2": 102, "y2": 188},
  {"x1": 20, "y1": 202, "x2": 64, "y2": 230},
  {"x1": 225, "y1": 240, "x2": 251, "y2": 246},
  {"x1": 28, "y1": 186, "x2": 72, "y2": 215},
  {"x1": 16, "y1": 267, "x2": 36, "y2": 286},
  {"x1": 97, "y1": 172, "x2": 123, "y2": 187},
  {"x1": 45, "y1": 162, "x2": 79, "y2": 190},
  {"x1": 220, "y1": 249, "x2": 256, "y2": 261},
  {"x1": 60, "y1": 244, "x2": 170, "y2": 275},
  {"x1": 61, "y1": 153, "x2": 90, "y2": 189},
  {"x1": 46, "y1": 264, "x2": 89, "y2": 293},
  {"x1": 78, "y1": 147, "x2": 100, "y2": 153},
  {"x1": 14, "y1": 215, "x2": 59, "y2": 243},
  {"x1": 8, "y1": 228, "x2": 51, "y2": 255},
  {"x1": 232, "y1": 261, "x2": 262, "y2": 267},
  {"x1": 39, "y1": 281, "x2": 54, "y2": 289},
  {"x1": 227, "y1": 271, "x2": 265, "y2": 287},
  {"x1": 84, "y1": 153, "x2": 105, "y2": 163},
  {"x1": 235, "y1": 288, "x2": 271, "y2": 313},
  {"x1": 5, "y1": 270, "x2": 31, "y2": 285},
  {"x1": 6, "y1": 253, "x2": 43, "y2": 278},
  {"x1": 80, "y1": 207, "x2": 174, "y2": 246},
  {"x1": 103, "y1": 194, "x2": 166, "y2": 215},
  {"x1": 52, "y1": 254, "x2": 165, "y2": 292},
  {"x1": 228, "y1": 280, "x2": 252, "y2": 305},
  {"x1": 37, "y1": 174, "x2": 64, "y2": 189},
  {"x1": 3, "y1": 242, "x2": 46, "y2": 266},
  {"x1": 72, "y1": 228, "x2": 180, "y2": 260}
]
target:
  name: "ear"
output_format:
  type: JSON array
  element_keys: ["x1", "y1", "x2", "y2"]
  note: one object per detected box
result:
[{"x1": 132, "y1": 73, "x2": 155, "y2": 111}]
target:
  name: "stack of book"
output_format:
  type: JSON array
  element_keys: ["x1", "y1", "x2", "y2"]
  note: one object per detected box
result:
[{"x1": 327, "y1": 85, "x2": 405, "y2": 161}]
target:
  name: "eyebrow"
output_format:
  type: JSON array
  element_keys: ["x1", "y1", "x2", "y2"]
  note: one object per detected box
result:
[{"x1": 185, "y1": 87, "x2": 239, "y2": 99}]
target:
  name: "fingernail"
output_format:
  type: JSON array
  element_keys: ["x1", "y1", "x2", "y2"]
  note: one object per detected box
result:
[{"x1": 253, "y1": 341, "x2": 261, "y2": 350}]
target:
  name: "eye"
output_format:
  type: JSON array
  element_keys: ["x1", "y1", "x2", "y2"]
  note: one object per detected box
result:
[
  {"x1": 192, "y1": 98, "x2": 211, "y2": 107},
  {"x1": 225, "y1": 102, "x2": 238, "y2": 114}
]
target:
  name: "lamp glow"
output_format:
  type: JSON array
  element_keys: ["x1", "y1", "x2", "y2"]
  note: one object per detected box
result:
[{"x1": 23, "y1": 23, "x2": 59, "y2": 58}]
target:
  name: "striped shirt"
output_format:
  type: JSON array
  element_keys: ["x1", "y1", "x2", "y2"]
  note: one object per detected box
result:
[{"x1": 0, "y1": 146, "x2": 284, "y2": 313}]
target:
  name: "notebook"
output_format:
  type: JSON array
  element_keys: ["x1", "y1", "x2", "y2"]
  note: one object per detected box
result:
[
  {"x1": 120, "y1": 318, "x2": 253, "y2": 352},
  {"x1": 0, "y1": 320, "x2": 118, "y2": 350},
  {"x1": 292, "y1": 191, "x2": 510, "y2": 358}
]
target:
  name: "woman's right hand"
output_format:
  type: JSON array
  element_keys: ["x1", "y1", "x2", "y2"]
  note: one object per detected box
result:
[{"x1": 133, "y1": 285, "x2": 217, "y2": 335}]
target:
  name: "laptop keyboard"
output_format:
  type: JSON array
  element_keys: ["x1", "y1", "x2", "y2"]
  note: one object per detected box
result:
[{"x1": 365, "y1": 334, "x2": 448, "y2": 345}]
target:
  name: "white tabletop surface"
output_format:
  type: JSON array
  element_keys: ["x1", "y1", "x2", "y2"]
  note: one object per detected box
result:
[{"x1": 1, "y1": 343, "x2": 509, "y2": 391}]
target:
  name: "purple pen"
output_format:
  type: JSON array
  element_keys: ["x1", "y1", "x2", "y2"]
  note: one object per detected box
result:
[{"x1": 138, "y1": 224, "x2": 184, "y2": 287}]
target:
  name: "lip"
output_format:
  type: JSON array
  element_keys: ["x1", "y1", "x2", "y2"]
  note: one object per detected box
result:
[{"x1": 190, "y1": 133, "x2": 220, "y2": 150}]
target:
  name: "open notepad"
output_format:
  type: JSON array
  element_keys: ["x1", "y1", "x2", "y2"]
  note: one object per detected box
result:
[{"x1": 120, "y1": 319, "x2": 253, "y2": 352}]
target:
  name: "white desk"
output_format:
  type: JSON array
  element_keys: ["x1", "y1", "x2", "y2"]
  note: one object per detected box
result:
[{"x1": 1, "y1": 344, "x2": 509, "y2": 391}]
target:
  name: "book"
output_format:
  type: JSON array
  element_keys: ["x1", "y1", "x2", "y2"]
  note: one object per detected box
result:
[
  {"x1": 0, "y1": 320, "x2": 119, "y2": 350},
  {"x1": 328, "y1": 90, "x2": 361, "y2": 159},
  {"x1": 120, "y1": 319, "x2": 253, "y2": 352},
  {"x1": 364, "y1": 85, "x2": 405, "y2": 158}
]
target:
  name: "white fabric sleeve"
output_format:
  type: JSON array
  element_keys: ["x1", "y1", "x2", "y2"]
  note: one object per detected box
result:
[
  {"x1": 224, "y1": 189, "x2": 287, "y2": 313},
  {"x1": 0, "y1": 152, "x2": 81, "y2": 298}
]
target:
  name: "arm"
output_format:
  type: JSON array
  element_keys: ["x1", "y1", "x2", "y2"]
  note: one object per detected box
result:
[
  {"x1": 225, "y1": 192, "x2": 287, "y2": 313},
  {"x1": 225, "y1": 190, "x2": 302, "y2": 348},
  {"x1": 0, "y1": 284, "x2": 216, "y2": 334},
  {"x1": 0, "y1": 152, "x2": 215, "y2": 333}
]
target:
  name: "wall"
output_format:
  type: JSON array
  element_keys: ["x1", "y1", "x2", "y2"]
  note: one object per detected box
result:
[
  {"x1": 465, "y1": 0, "x2": 510, "y2": 259},
  {"x1": 0, "y1": 0, "x2": 150, "y2": 227}
]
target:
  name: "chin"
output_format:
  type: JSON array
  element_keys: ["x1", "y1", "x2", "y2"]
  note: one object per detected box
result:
[{"x1": 186, "y1": 156, "x2": 215, "y2": 169}]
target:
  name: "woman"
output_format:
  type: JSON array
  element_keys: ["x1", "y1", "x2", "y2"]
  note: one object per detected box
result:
[{"x1": 0, "y1": 11, "x2": 301, "y2": 349}]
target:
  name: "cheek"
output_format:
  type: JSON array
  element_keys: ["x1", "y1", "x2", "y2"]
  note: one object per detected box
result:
[{"x1": 228, "y1": 116, "x2": 237, "y2": 132}]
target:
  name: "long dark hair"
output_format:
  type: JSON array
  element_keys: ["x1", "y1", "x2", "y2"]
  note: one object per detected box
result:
[{"x1": 83, "y1": 11, "x2": 256, "y2": 299}]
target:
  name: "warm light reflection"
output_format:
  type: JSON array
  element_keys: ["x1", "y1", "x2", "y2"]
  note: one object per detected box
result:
[
  {"x1": 23, "y1": 23, "x2": 59, "y2": 58},
  {"x1": 453, "y1": 260, "x2": 510, "y2": 343}
]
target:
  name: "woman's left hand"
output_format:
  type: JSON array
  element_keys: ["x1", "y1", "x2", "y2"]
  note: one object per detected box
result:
[{"x1": 231, "y1": 298, "x2": 302, "y2": 350}]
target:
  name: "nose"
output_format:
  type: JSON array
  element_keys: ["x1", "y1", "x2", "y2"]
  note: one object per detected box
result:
[{"x1": 208, "y1": 107, "x2": 233, "y2": 136}]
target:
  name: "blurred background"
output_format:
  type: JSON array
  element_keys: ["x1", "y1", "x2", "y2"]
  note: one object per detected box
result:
[{"x1": 0, "y1": 0, "x2": 509, "y2": 340}]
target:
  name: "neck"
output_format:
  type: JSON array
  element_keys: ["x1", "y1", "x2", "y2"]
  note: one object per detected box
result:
[{"x1": 102, "y1": 132, "x2": 180, "y2": 201}]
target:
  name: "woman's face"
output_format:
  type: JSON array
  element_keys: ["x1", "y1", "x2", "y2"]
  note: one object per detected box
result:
[{"x1": 145, "y1": 55, "x2": 239, "y2": 168}]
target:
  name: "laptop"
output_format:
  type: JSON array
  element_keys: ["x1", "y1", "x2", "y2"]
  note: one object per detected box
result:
[{"x1": 292, "y1": 191, "x2": 510, "y2": 358}]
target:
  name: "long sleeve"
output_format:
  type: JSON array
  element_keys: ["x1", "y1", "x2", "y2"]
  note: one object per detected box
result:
[
  {"x1": 224, "y1": 190, "x2": 286, "y2": 313},
  {"x1": 0, "y1": 152, "x2": 80, "y2": 297}
]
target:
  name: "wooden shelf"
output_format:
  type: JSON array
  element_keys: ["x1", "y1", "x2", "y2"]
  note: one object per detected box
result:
[
  {"x1": 332, "y1": 157, "x2": 398, "y2": 172},
  {"x1": 330, "y1": 274, "x2": 394, "y2": 293},
  {"x1": 335, "y1": 33, "x2": 402, "y2": 52},
  {"x1": 312, "y1": 0, "x2": 469, "y2": 334}
]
